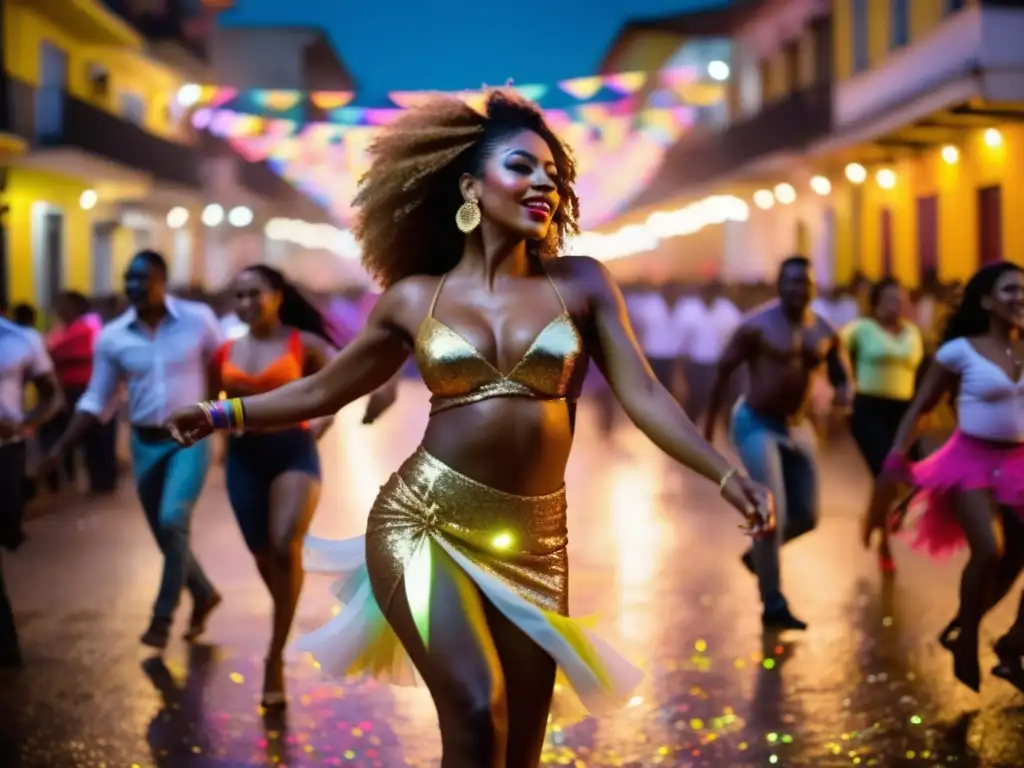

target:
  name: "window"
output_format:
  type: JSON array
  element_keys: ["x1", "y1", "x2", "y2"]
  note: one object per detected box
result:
[
  {"x1": 916, "y1": 196, "x2": 938, "y2": 279},
  {"x1": 120, "y1": 92, "x2": 147, "y2": 125},
  {"x1": 852, "y1": 0, "x2": 869, "y2": 73},
  {"x1": 890, "y1": 0, "x2": 910, "y2": 49},
  {"x1": 978, "y1": 186, "x2": 1003, "y2": 266},
  {"x1": 35, "y1": 42, "x2": 68, "y2": 141},
  {"x1": 880, "y1": 208, "x2": 893, "y2": 275}
]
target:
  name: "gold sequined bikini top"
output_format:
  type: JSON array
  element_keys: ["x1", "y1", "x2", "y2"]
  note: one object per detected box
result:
[{"x1": 413, "y1": 271, "x2": 585, "y2": 415}]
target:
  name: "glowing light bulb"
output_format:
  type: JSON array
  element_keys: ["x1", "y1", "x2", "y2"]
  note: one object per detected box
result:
[
  {"x1": 491, "y1": 532, "x2": 513, "y2": 550},
  {"x1": 707, "y1": 60, "x2": 730, "y2": 81},
  {"x1": 752, "y1": 189, "x2": 775, "y2": 210},
  {"x1": 201, "y1": 203, "x2": 224, "y2": 227},
  {"x1": 876, "y1": 168, "x2": 896, "y2": 189},
  {"x1": 941, "y1": 145, "x2": 959, "y2": 164},
  {"x1": 176, "y1": 83, "x2": 202, "y2": 107},
  {"x1": 228, "y1": 205, "x2": 253, "y2": 227},
  {"x1": 166, "y1": 206, "x2": 189, "y2": 229},
  {"x1": 845, "y1": 163, "x2": 867, "y2": 184},
  {"x1": 79, "y1": 189, "x2": 97, "y2": 210},
  {"x1": 810, "y1": 176, "x2": 831, "y2": 195},
  {"x1": 773, "y1": 183, "x2": 796, "y2": 205},
  {"x1": 984, "y1": 128, "x2": 1003, "y2": 148}
]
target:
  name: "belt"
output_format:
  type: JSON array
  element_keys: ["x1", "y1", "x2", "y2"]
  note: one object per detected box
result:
[{"x1": 132, "y1": 425, "x2": 174, "y2": 441}]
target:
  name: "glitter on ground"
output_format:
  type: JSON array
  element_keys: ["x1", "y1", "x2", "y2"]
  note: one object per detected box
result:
[{"x1": 4, "y1": 395, "x2": 1024, "y2": 766}]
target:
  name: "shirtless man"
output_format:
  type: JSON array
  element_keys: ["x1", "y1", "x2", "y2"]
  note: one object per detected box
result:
[{"x1": 705, "y1": 256, "x2": 851, "y2": 630}]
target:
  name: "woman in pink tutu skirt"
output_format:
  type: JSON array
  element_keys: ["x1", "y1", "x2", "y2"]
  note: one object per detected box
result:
[{"x1": 883, "y1": 261, "x2": 1024, "y2": 694}]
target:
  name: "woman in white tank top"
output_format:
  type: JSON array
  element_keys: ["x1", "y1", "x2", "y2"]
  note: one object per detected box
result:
[{"x1": 884, "y1": 262, "x2": 1024, "y2": 696}]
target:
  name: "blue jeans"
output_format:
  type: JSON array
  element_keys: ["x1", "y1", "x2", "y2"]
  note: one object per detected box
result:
[
  {"x1": 730, "y1": 399, "x2": 819, "y2": 612},
  {"x1": 130, "y1": 431, "x2": 215, "y2": 620}
]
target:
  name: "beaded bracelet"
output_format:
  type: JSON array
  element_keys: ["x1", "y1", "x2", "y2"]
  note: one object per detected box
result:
[{"x1": 199, "y1": 398, "x2": 246, "y2": 431}]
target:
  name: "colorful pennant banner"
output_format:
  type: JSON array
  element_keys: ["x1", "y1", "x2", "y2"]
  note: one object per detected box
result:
[{"x1": 189, "y1": 63, "x2": 722, "y2": 229}]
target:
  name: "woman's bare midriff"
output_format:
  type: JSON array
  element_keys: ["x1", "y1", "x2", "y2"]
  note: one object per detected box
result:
[{"x1": 421, "y1": 398, "x2": 574, "y2": 496}]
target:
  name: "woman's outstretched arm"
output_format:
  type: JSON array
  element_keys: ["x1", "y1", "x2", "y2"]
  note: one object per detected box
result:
[
  {"x1": 166, "y1": 286, "x2": 410, "y2": 439},
  {"x1": 573, "y1": 257, "x2": 771, "y2": 528},
  {"x1": 578, "y1": 257, "x2": 731, "y2": 482}
]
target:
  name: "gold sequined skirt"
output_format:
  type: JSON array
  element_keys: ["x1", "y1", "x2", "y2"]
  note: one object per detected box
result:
[
  {"x1": 295, "y1": 447, "x2": 642, "y2": 716},
  {"x1": 366, "y1": 447, "x2": 569, "y2": 617}
]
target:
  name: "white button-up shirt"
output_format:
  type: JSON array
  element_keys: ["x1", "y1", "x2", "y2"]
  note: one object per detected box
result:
[
  {"x1": 676, "y1": 298, "x2": 743, "y2": 364},
  {"x1": 0, "y1": 317, "x2": 55, "y2": 445},
  {"x1": 77, "y1": 297, "x2": 223, "y2": 427},
  {"x1": 627, "y1": 291, "x2": 683, "y2": 359}
]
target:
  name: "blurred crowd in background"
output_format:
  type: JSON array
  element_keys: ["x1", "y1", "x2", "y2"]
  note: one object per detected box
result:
[{"x1": 6, "y1": 269, "x2": 965, "y2": 509}]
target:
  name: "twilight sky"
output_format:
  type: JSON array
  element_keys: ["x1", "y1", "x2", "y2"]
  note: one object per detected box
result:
[{"x1": 220, "y1": 0, "x2": 729, "y2": 99}]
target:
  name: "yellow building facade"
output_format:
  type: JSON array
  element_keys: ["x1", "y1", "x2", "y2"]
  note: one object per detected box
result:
[
  {"x1": 825, "y1": 0, "x2": 1022, "y2": 286},
  {"x1": 592, "y1": 0, "x2": 1024, "y2": 290},
  {"x1": 1, "y1": 0, "x2": 204, "y2": 310},
  {"x1": 745, "y1": 0, "x2": 1022, "y2": 288}
]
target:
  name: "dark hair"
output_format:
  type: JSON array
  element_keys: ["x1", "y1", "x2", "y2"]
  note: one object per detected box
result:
[
  {"x1": 353, "y1": 88, "x2": 580, "y2": 288},
  {"x1": 868, "y1": 276, "x2": 900, "y2": 310},
  {"x1": 133, "y1": 249, "x2": 168, "y2": 278},
  {"x1": 12, "y1": 303, "x2": 36, "y2": 326},
  {"x1": 941, "y1": 261, "x2": 1023, "y2": 344},
  {"x1": 58, "y1": 290, "x2": 91, "y2": 316},
  {"x1": 241, "y1": 265, "x2": 336, "y2": 345},
  {"x1": 778, "y1": 255, "x2": 811, "y2": 279}
]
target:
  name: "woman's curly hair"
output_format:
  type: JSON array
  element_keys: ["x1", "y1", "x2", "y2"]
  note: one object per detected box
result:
[{"x1": 353, "y1": 88, "x2": 580, "y2": 288}]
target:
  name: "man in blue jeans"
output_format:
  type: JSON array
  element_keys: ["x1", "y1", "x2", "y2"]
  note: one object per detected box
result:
[
  {"x1": 41, "y1": 251, "x2": 224, "y2": 649},
  {"x1": 704, "y1": 256, "x2": 851, "y2": 630}
]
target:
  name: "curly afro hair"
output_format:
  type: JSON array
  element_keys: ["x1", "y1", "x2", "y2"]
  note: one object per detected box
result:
[{"x1": 352, "y1": 88, "x2": 580, "y2": 288}]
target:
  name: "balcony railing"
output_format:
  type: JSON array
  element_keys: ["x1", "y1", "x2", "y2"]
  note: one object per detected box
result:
[
  {"x1": 101, "y1": 0, "x2": 210, "y2": 60},
  {"x1": 632, "y1": 81, "x2": 833, "y2": 208},
  {"x1": 4, "y1": 76, "x2": 202, "y2": 188}
]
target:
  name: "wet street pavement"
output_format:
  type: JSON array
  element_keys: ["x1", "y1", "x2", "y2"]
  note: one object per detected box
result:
[{"x1": 3, "y1": 383, "x2": 1024, "y2": 767}]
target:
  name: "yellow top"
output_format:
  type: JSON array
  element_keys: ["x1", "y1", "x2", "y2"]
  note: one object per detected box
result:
[
  {"x1": 841, "y1": 318, "x2": 924, "y2": 401},
  {"x1": 413, "y1": 272, "x2": 585, "y2": 414}
]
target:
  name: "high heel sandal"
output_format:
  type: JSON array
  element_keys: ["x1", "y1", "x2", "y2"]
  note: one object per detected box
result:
[
  {"x1": 260, "y1": 656, "x2": 287, "y2": 712},
  {"x1": 992, "y1": 636, "x2": 1024, "y2": 696}
]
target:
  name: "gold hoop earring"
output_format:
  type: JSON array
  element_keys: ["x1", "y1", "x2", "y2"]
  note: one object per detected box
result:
[{"x1": 455, "y1": 198, "x2": 481, "y2": 233}]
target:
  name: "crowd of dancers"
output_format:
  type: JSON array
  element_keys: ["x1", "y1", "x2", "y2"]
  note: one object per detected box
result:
[{"x1": 1, "y1": 86, "x2": 1023, "y2": 766}]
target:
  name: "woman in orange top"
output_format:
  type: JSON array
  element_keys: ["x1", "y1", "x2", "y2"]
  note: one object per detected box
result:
[{"x1": 211, "y1": 265, "x2": 347, "y2": 709}]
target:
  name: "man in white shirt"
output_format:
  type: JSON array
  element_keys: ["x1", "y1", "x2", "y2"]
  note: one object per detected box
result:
[
  {"x1": 627, "y1": 284, "x2": 686, "y2": 401},
  {"x1": 40, "y1": 251, "x2": 224, "y2": 650},
  {"x1": 0, "y1": 311, "x2": 64, "y2": 666},
  {"x1": 817, "y1": 286, "x2": 861, "y2": 329},
  {"x1": 676, "y1": 284, "x2": 742, "y2": 424}
]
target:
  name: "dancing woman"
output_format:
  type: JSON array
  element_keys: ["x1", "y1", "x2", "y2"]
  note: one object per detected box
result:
[
  {"x1": 166, "y1": 90, "x2": 772, "y2": 767},
  {"x1": 211, "y1": 265, "x2": 347, "y2": 709},
  {"x1": 884, "y1": 262, "x2": 1024, "y2": 694},
  {"x1": 842, "y1": 277, "x2": 924, "y2": 572}
]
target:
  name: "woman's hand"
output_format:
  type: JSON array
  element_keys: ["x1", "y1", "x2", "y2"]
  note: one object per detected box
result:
[
  {"x1": 165, "y1": 404, "x2": 214, "y2": 446},
  {"x1": 362, "y1": 382, "x2": 398, "y2": 424},
  {"x1": 879, "y1": 451, "x2": 911, "y2": 486},
  {"x1": 722, "y1": 473, "x2": 776, "y2": 538}
]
